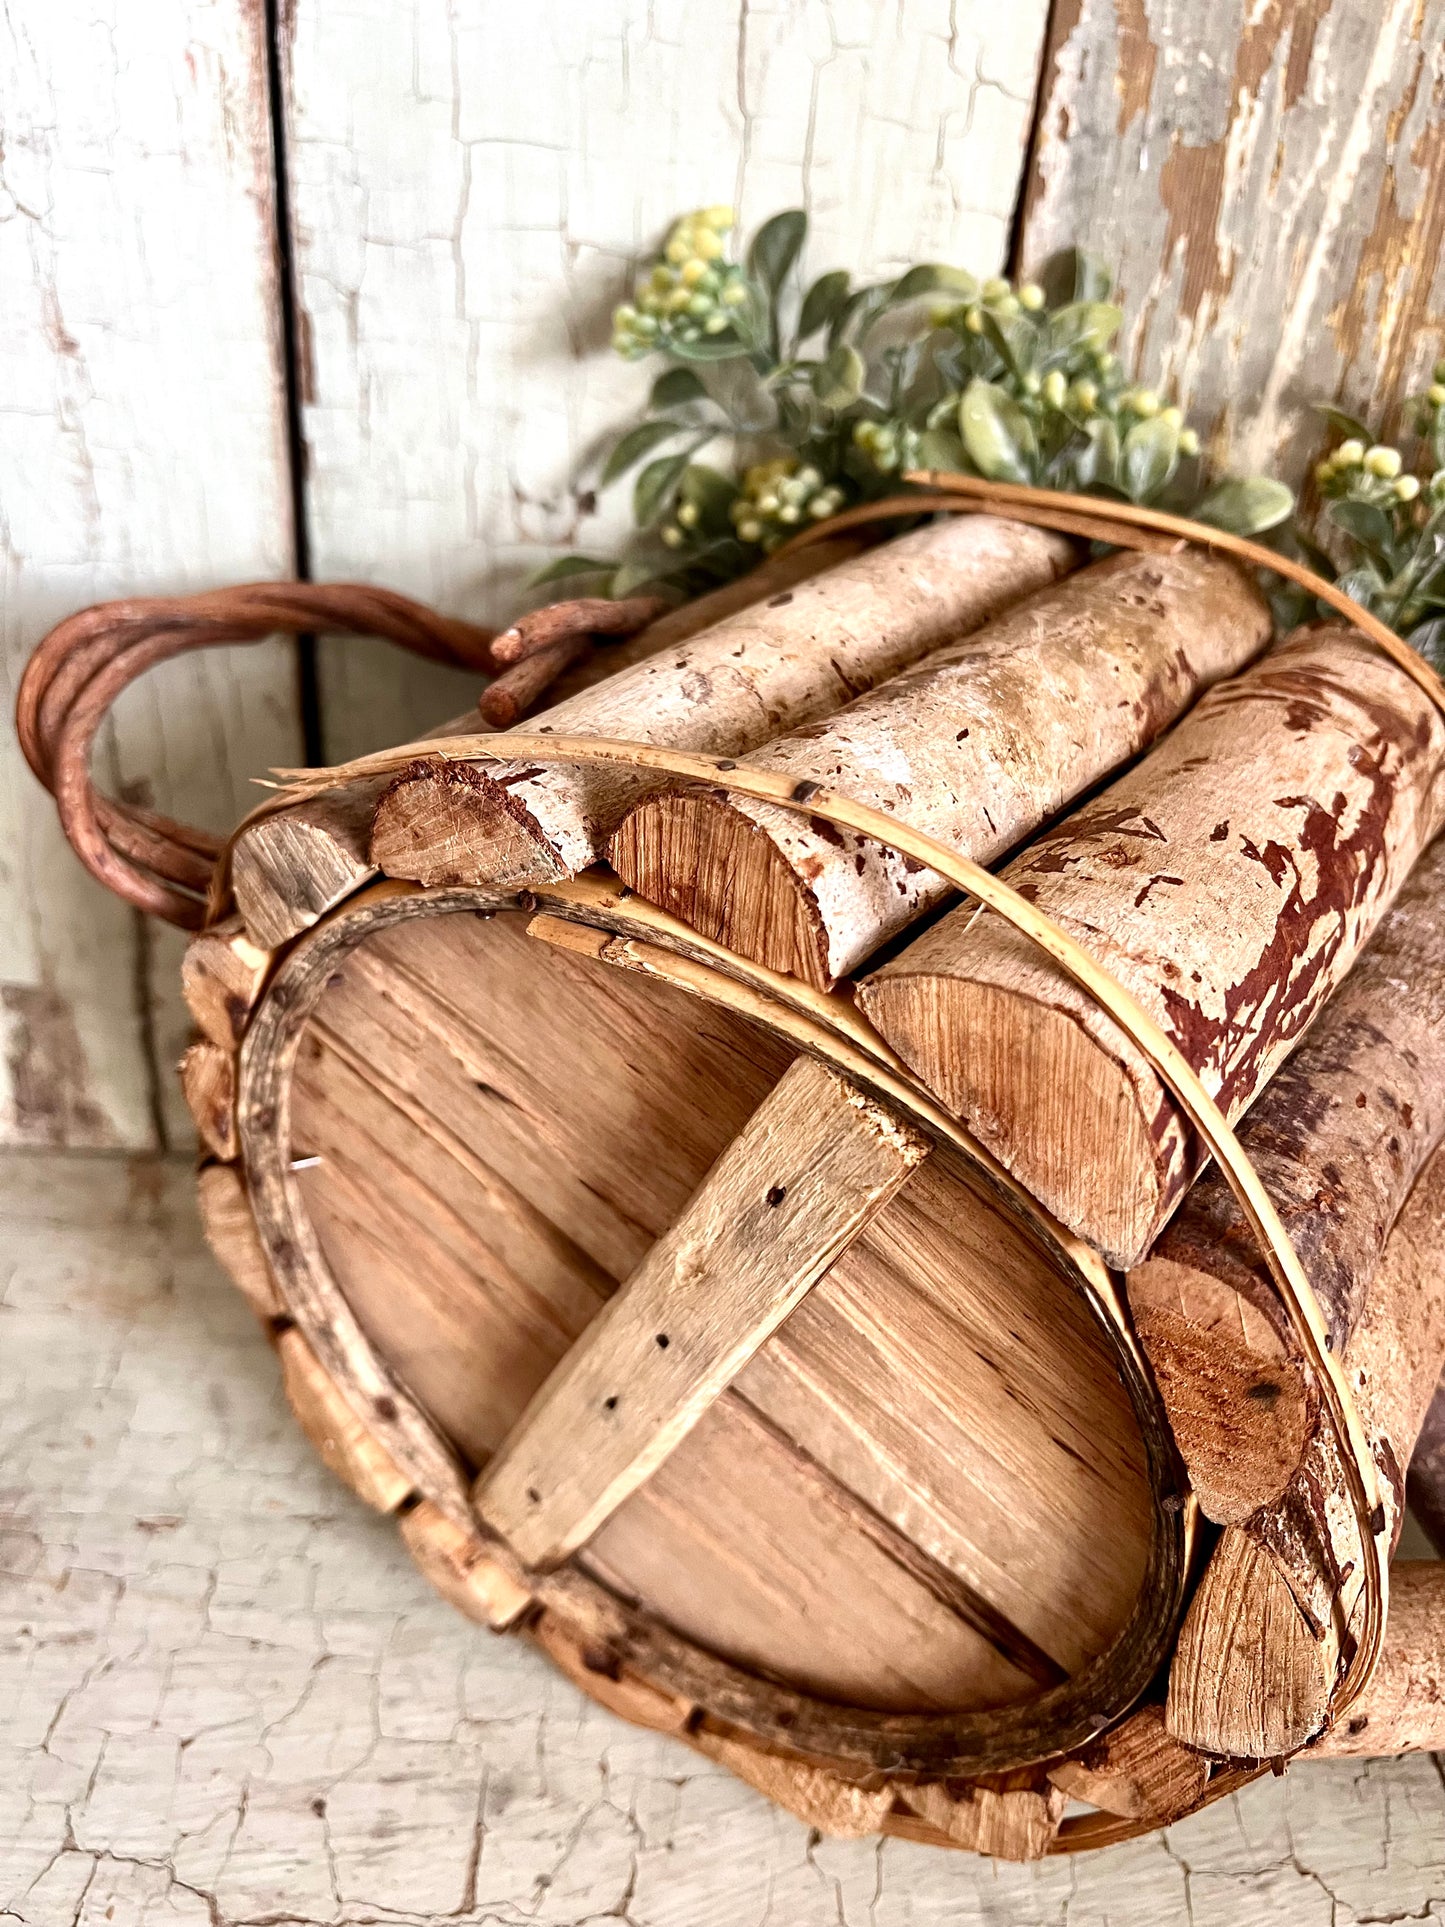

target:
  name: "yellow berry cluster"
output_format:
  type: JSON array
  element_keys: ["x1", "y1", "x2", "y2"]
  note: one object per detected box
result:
[
  {"x1": 612, "y1": 207, "x2": 749, "y2": 358},
  {"x1": 851, "y1": 418, "x2": 920, "y2": 474},
  {"x1": 1315, "y1": 438, "x2": 1421, "y2": 503},
  {"x1": 718, "y1": 459, "x2": 845, "y2": 553}
]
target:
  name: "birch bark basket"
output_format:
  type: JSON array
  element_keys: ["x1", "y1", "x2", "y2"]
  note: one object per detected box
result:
[
  {"x1": 608, "y1": 550, "x2": 1270, "y2": 986},
  {"x1": 368, "y1": 517, "x2": 1074, "y2": 888},
  {"x1": 1126, "y1": 831, "x2": 1445, "y2": 1525},
  {"x1": 859, "y1": 625, "x2": 1445, "y2": 1269}
]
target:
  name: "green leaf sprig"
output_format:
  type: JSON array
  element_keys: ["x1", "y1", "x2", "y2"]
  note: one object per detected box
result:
[
  {"x1": 1300, "y1": 367, "x2": 1445, "y2": 670},
  {"x1": 541, "y1": 205, "x2": 1292, "y2": 606}
]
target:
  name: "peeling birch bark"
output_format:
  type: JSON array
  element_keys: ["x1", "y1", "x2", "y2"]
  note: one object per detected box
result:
[
  {"x1": 861, "y1": 627, "x2": 1445, "y2": 1269},
  {"x1": 370, "y1": 518, "x2": 1075, "y2": 889},
  {"x1": 1167, "y1": 1139, "x2": 1445, "y2": 1758},
  {"x1": 609, "y1": 550, "x2": 1269, "y2": 985},
  {"x1": 1128, "y1": 833, "x2": 1445, "y2": 1524}
]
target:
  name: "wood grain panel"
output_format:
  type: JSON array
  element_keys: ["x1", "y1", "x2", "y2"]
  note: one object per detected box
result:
[{"x1": 1019, "y1": 0, "x2": 1445, "y2": 477}]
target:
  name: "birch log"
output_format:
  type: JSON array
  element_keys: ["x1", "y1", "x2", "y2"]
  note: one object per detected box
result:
[
  {"x1": 1167, "y1": 1137, "x2": 1445, "y2": 1758},
  {"x1": 360, "y1": 541, "x2": 862, "y2": 896},
  {"x1": 369, "y1": 518, "x2": 1075, "y2": 889},
  {"x1": 860, "y1": 626, "x2": 1445, "y2": 1269},
  {"x1": 1307, "y1": 1563, "x2": 1445, "y2": 1759},
  {"x1": 609, "y1": 551, "x2": 1269, "y2": 985},
  {"x1": 1127, "y1": 833, "x2": 1445, "y2": 1525},
  {"x1": 1406, "y1": 1375, "x2": 1445, "y2": 1554}
]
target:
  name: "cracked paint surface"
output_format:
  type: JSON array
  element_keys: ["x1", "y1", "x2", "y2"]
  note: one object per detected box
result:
[
  {"x1": 0, "y1": 1, "x2": 300, "y2": 1153},
  {"x1": 3, "y1": 1150, "x2": 1445, "y2": 1924},
  {"x1": 1021, "y1": 0, "x2": 1445, "y2": 481},
  {"x1": 281, "y1": 0, "x2": 1053, "y2": 759}
]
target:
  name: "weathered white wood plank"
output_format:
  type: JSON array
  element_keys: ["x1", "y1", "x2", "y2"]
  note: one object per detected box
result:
[
  {"x1": 0, "y1": 0, "x2": 299, "y2": 1151},
  {"x1": 2, "y1": 1149, "x2": 1444, "y2": 1922},
  {"x1": 1019, "y1": 0, "x2": 1445, "y2": 478},
  {"x1": 282, "y1": 0, "x2": 1054, "y2": 758}
]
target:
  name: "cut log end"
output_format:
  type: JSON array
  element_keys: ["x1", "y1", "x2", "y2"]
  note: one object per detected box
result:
[
  {"x1": 196, "y1": 1162, "x2": 283, "y2": 1322},
  {"x1": 1045, "y1": 1702, "x2": 1209, "y2": 1822},
  {"x1": 1166, "y1": 1528, "x2": 1332, "y2": 1758},
  {"x1": 609, "y1": 791, "x2": 832, "y2": 985},
  {"x1": 1125, "y1": 1256, "x2": 1312, "y2": 1523},
  {"x1": 180, "y1": 915, "x2": 271, "y2": 1048},
  {"x1": 370, "y1": 759, "x2": 564, "y2": 888},
  {"x1": 858, "y1": 969, "x2": 1165, "y2": 1267},
  {"x1": 231, "y1": 777, "x2": 390, "y2": 949}
]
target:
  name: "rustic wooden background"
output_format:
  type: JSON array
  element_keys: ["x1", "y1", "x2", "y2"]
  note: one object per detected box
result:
[
  {"x1": 5, "y1": 0, "x2": 1439, "y2": 1162},
  {"x1": 2, "y1": 1, "x2": 1444, "y2": 1917}
]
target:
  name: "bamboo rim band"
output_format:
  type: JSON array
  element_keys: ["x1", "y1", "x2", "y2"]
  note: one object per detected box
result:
[{"x1": 250, "y1": 480, "x2": 1445, "y2": 1762}]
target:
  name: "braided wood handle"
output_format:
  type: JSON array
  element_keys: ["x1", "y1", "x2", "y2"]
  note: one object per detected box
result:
[{"x1": 15, "y1": 581, "x2": 661, "y2": 929}]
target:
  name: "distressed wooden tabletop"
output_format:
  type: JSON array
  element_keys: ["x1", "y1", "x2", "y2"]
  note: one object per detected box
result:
[{"x1": 3, "y1": 1152, "x2": 1443, "y2": 1926}]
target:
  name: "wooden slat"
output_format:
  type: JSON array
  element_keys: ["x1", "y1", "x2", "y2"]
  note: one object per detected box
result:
[
  {"x1": 180, "y1": 916, "x2": 272, "y2": 1049},
  {"x1": 281, "y1": 0, "x2": 1053, "y2": 758},
  {"x1": 1, "y1": 0, "x2": 298, "y2": 1148},
  {"x1": 178, "y1": 1039, "x2": 238, "y2": 1162},
  {"x1": 196, "y1": 1161, "x2": 282, "y2": 1322},
  {"x1": 1018, "y1": 0, "x2": 1445, "y2": 476},
  {"x1": 475, "y1": 1057, "x2": 929, "y2": 1569},
  {"x1": 275, "y1": 1325, "x2": 414, "y2": 1514}
]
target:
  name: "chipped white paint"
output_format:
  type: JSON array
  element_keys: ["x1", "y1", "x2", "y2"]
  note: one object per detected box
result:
[
  {"x1": 1021, "y1": 0, "x2": 1445, "y2": 480},
  {"x1": 2, "y1": 1150, "x2": 1444, "y2": 1923},
  {"x1": 0, "y1": 0, "x2": 300, "y2": 1151},
  {"x1": 282, "y1": 0, "x2": 1054, "y2": 756}
]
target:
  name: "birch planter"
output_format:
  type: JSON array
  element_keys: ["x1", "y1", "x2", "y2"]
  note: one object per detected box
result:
[{"x1": 35, "y1": 505, "x2": 1445, "y2": 1856}]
